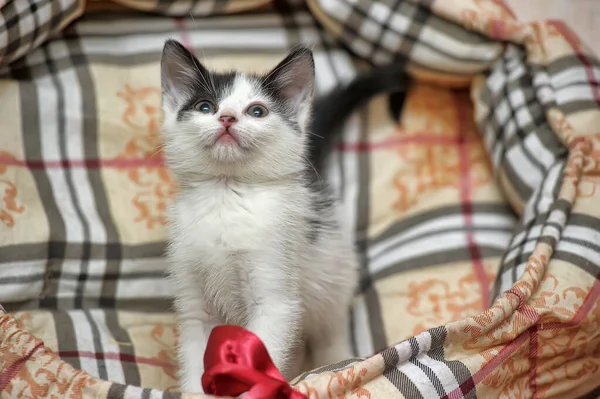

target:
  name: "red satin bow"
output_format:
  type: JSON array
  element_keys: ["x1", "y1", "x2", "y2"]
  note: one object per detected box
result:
[{"x1": 201, "y1": 325, "x2": 307, "y2": 399}]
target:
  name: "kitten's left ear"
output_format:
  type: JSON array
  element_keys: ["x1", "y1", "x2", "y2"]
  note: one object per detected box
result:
[
  {"x1": 161, "y1": 39, "x2": 209, "y2": 111},
  {"x1": 264, "y1": 47, "x2": 315, "y2": 116}
]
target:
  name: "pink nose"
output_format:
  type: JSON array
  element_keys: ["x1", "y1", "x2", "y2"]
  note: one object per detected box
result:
[{"x1": 218, "y1": 114, "x2": 237, "y2": 127}]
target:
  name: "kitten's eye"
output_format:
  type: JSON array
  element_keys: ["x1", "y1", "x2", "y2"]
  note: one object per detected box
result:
[
  {"x1": 246, "y1": 104, "x2": 269, "y2": 118},
  {"x1": 194, "y1": 100, "x2": 216, "y2": 114}
]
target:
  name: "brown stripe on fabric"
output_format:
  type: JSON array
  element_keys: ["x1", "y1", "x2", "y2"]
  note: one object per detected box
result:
[
  {"x1": 0, "y1": 269, "x2": 165, "y2": 283},
  {"x1": 427, "y1": 326, "x2": 476, "y2": 399},
  {"x1": 43, "y1": 44, "x2": 92, "y2": 310},
  {"x1": 559, "y1": 99, "x2": 600, "y2": 115},
  {"x1": 114, "y1": 298, "x2": 172, "y2": 312},
  {"x1": 107, "y1": 383, "x2": 127, "y2": 399},
  {"x1": 273, "y1": 0, "x2": 301, "y2": 50},
  {"x1": 381, "y1": 347, "x2": 423, "y2": 398},
  {"x1": 371, "y1": 225, "x2": 513, "y2": 274},
  {"x1": 76, "y1": 297, "x2": 171, "y2": 312},
  {"x1": 568, "y1": 213, "x2": 600, "y2": 229},
  {"x1": 499, "y1": 159, "x2": 533, "y2": 204},
  {"x1": 0, "y1": 242, "x2": 165, "y2": 263},
  {"x1": 501, "y1": 247, "x2": 600, "y2": 280},
  {"x1": 529, "y1": 125, "x2": 567, "y2": 161},
  {"x1": 370, "y1": 246, "x2": 505, "y2": 282},
  {"x1": 371, "y1": 203, "x2": 515, "y2": 245},
  {"x1": 502, "y1": 52, "x2": 546, "y2": 177},
  {"x1": 67, "y1": 34, "x2": 124, "y2": 309},
  {"x1": 355, "y1": 105, "x2": 387, "y2": 352},
  {"x1": 0, "y1": 273, "x2": 45, "y2": 285},
  {"x1": 162, "y1": 391, "x2": 183, "y2": 399},
  {"x1": 52, "y1": 310, "x2": 82, "y2": 370},
  {"x1": 8, "y1": 49, "x2": 67, "y2": 309},
  {"x1": 547, "y1": 54, "x2": 600, "y2": 82},
  {"x1": 537, "y1": 235, "x2": 557, "y2": 247},
  {"x1": 84, "y1": 310, "x2": 110, "y2": 380},
  {"x1": 5, "y1": 46, "x2": 334, "y2": 78},
  {"x1": 105, "y1": 310, "x2": 141, "y2": 385},
  {"x1": 3, "y1": 297, "x2": 172, "y2": 313}
]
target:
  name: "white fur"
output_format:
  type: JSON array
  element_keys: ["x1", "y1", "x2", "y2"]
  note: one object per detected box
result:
[{"x1": 163, "y1": 69, "x2": 358, "y2": 393}]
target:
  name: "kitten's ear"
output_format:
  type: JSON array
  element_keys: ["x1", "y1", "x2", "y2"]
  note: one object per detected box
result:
[
  {"x1": 264, "y1": 47, "x2": 315, "y2": 116},
  {"x1": 161, "y1": 39, "x2": 208, "y2": 110}
]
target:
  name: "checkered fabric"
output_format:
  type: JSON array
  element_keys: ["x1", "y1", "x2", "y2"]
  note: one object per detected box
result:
[
  {"x1": 0, "y1": 0, "x2": 84, "y2": 68},
  {"x1": 1, "y1": 0, "x2": 600, "y2": 398},
  {"x1": 306, "y1": 0, "x2": 504, "y2": 80}
]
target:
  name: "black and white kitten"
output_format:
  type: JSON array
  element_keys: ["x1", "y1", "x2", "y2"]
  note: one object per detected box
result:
[{"x1": 160, "y1": 39, "x2": 407, "y2": 393}]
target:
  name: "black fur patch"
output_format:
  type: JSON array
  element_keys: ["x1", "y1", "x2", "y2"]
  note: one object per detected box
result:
[
  {"x1": 308, "y1": 63, "x2": 410, "y2": 172},
  {"x1": 177, "y1": 71, "x2": 237, "y2": 121},
  {"x1": 304, "y1": 169, "x2": 337, "y2": 244}
]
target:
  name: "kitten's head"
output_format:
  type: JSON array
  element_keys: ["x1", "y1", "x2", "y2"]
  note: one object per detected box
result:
[{"x1": 160, "y1": 39, "x2": 314, "y2": 182}]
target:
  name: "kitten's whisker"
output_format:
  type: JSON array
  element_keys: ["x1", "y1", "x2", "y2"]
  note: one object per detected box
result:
[{"x1": 306, "y1": 131, "x2": 324, "y2": 139}]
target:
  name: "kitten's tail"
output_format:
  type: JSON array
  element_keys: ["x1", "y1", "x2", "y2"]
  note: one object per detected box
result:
[{"x1": 308, "y1": 64, "x2": 410, "y2": 172}]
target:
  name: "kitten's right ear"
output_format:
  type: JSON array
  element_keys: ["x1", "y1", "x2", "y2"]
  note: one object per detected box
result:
[{"x1": 161, "y1": 39, "x2": 208, "y2": 110}]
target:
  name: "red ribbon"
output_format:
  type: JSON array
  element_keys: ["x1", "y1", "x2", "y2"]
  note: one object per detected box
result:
[{"x1": 202, "y1": 325, "x2": 307, "y2": 399}]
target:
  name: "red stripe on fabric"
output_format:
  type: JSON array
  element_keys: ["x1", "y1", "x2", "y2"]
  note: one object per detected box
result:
[
  {"x1": 529, "y1": 324, "x2": 539, "y2": 398},
  {"x1": 506, "y1": 286, "x2": 526, "y2": 304},
  {"x1": 489, "y1": 20, "x2": 504, "y2": 41},
  {"x1": 549, "y1": 20, "x2": 600, "y2": 106},
  {"x1": 0, "y1": 157, "x2": 164, "y2": 169},
  {"x1": 58, "y1": 351, "x2": 176, "y2": 369},
  {"x1": 336, "y1": 135, "x2": 478, "y2": 152},
  {"x1": 0, "y1": 135, "x2": 480, "y2": 169},
  {"x1": 441, "y1": 330, "x2": 530, "y2": 399},
  {"x1": 0, "y1": 342, "x2": 44, "y2": 391},
  {"x1": 455, "y1": 94, "x2": 490, "y2": 309}
]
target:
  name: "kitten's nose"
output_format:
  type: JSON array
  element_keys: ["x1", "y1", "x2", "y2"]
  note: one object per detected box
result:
[{"x1": 218, "y1": 113, "x2": 237, "y2": 128}]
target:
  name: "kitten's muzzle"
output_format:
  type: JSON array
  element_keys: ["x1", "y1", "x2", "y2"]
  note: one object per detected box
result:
[{"x1": 214, "y1": 128, "x2": 240, "y2": 145}]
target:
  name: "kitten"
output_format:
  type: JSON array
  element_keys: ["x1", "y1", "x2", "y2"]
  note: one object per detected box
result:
[{"x1": 160, "y1": 39, "x2": 407, "y2": 393}]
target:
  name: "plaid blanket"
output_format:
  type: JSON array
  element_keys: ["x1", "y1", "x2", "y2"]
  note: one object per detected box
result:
[{"x1": 1, "y1": 0, "x2": 600, "y2": 398}]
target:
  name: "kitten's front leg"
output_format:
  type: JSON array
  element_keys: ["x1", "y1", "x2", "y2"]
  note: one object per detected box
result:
[
  {"x1": 173, "y1": 278, "x2": 219, "y2": 394},
  {"x1": 246, "y1": 302, "x2": 302, "y2": 380},
  {"x1": 245, "y1": 264, "x2": 303, "y2": 381},
  {"x1": 178, "y1": 317, "x2": 217, "y2": 393}
]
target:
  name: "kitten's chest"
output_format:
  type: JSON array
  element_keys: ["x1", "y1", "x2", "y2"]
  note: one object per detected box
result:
[{"x1": 174, "y1": 183, "x2": 285, "y2": 254}]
